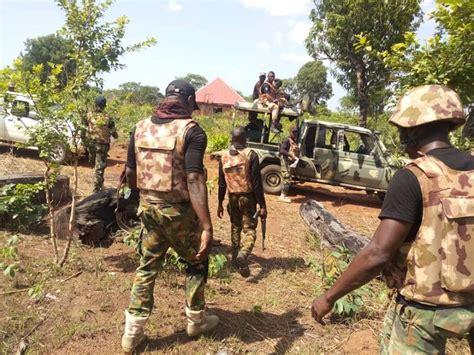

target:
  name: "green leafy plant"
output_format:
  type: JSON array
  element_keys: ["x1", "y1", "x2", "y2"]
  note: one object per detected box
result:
[
  {"x1": 207, "y1": 133, "x2": 230, "y2": 153},
  {"x1": 0, "y1": 235, "x2": 21, "y2": 279},
  {"x1": 208, "y1": 253, "x2": 228, "y2": 278},
  {"x1": 0, "y1": 183, "x2": 47, "y2": 232}
]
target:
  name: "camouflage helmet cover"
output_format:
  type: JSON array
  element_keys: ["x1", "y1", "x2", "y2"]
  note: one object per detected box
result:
[{"x1": 389, "y1": 85, "x2": 465, "y2": 128}]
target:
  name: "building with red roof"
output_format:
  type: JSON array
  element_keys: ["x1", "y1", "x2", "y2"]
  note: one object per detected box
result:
[{"x1": 195, "y1": 77, "x2": 245, "y2": 115}]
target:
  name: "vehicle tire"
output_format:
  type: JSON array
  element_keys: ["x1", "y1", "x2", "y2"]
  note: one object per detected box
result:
[
  {"x1": 376, "y1": 192, "x2": 386, "y2": 202},
  {"x1": 261, "y1": 164, "x2": 283, "y2": 195},
  {"x1": 49, "y1": 143, "x2": 68, "y2": 164}
]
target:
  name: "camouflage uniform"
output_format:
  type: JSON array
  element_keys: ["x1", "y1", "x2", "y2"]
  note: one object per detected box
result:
[
  {"x1": 88, "y1": 111, "x2": 114, "y2": 192},
  {"x1": 280, "y1": 138, "x2": 299, "y2": 192},
  {"x1": 381, "y1": 85, "x2": 473, "y2": 352},
  {"x1": 128, "y1": 118, "x2": 208, "y2": 317},
  {"x1": 221, "y1": 148, "x2": 258, "y2": 259}
]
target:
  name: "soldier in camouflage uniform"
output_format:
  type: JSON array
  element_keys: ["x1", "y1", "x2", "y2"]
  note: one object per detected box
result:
[
  {"x1": 87, "y1": 96, "x2": 118, "y2": 193},
  {"x1": 217, "y1": 126, "x2": 267, "y2": 277},
  {"x1": 121, "y1": 80, "x2": 218, "y2": 353},
  {"x1": 310, "y1": 85, "x2": 474, "y2": 354},
  {"x1": 278, "y1": 127, "x2": 300, "y2": 203}
]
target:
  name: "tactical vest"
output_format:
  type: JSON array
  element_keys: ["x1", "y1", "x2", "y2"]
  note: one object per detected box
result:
[
  {"x1": 259, "y1": 81, "x2": 277, "y2": 103},
  {"x1": 288, "y1": 138, "x2": 300, "y2": 158},
  {"x1": 383, "y1": 155, "x2": 474, "y2": 306},
  {"x1": 134, "y1": 118, "x2": 197, "y2": 203},
  {"x1": 221, "y1": 148, "x2": 253, "y2": 194},
  {"x1": 88, "y1": 111, "x2": 111, "y2": 144}
]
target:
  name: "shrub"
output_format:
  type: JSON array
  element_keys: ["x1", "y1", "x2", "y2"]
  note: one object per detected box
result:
[{"x1": 0, "y1": 183, "x2": 47, "y2": 232}]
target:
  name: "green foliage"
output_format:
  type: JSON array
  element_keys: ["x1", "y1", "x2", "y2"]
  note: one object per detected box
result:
[
  {"x1": 306, "y1": 0, "x2": 422, "y2": 125},
  {"x1": 207, "y1": 133, "x2": 230, "y2": 153},
  {"x1": 175, "y1": 73, "x2": 208, "y2": 89},
  {"x1": 105, "y1": 82, "x2": 164, "y2": 106},
  {"x1": 294, "y1": 60, "x2": 333, "y2": 106},
  {"x1": 312, "y1": 246, "x2": 374, "y2": 318},
  {"x1": 208, "y1": 253, "x2": 227, "y2": 278},
  {"x1": 359, "y1": 0, "x2": 473, "y2": 104},
  {"x1": 0, "y1": 235, "x2": 20, "y2": 279},
  {"x1": 0, "y1": 183, "x2": 47, "y2": 232},
  {"x1": 107, "y1": 101, "x2": 153, "y2": 135}
]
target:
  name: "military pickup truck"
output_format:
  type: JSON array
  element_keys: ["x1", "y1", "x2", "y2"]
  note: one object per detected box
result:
[{"x1": 216, "y1": 102, "x2": 403, "y2": 200}]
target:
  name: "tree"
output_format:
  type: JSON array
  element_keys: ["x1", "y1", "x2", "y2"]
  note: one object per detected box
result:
[
  {"x1": 176, "y1": 73, "x2": 208, "y2": 89},
  {"x1": 306, "y1": 0, "x2": 421, "y2": 127},
  {"x1": 294, "y1": 61, "x2": 332, "y2": 107},
  {"x1": 105, "y1": 82, "x2": 164, "y2": 105},
  {"x1": 1, "y1": 0, "x2": 156, "y2": 266},
  {"x1": 360, "y1": 0, "x2": 473, "y2": 105},
  {"x1": 21, "y1": 34, "x2": 76, "y2": 87}
]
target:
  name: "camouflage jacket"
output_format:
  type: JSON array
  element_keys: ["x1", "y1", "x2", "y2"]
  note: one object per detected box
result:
[
  {"x1": 384, "y1": 155, "x2": 474, "y2": 306},
  {"x1": 221, "y1": 148, "x2": 253, "y2": 194},
  {"x1": 259, "y1": 81, "x2": 277, "y2": 104},
  {"x1": 134, "y1": 118, "x2": 197, "y2": 203},
  {"x1": 288, "y1": 138, "x2": 300, "y2": 159},
  {"x1": 88, "y1": 111, "x2": 112, "y2": 144}
]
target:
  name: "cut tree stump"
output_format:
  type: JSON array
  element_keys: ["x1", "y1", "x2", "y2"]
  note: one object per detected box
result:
[
  {"x1": 0, "y1": 173, "x2": 71, "y2": 205},
  {"x1": 299, "y1": 200, "x2": 370, "y2": 254},
  {"x1": 54, "y1": 188, "x2": 119, "y2": 246}
]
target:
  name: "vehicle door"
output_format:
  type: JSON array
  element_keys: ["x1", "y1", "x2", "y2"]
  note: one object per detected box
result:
[
  {"x1": 4, "y1": 100, "x2": 37, "y2": 143},
  {"x1": 312, "y1": 124, "x2": 340, "y2": 180},
  {"x1": 294, "y1": 124, "x2": 318, "y2": 179},
  {"x1": 335, "y1": 130, "x2": 386, "y2": 188}
]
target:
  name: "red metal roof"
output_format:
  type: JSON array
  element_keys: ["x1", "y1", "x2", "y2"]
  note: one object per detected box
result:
[{"x1": 195, "y1": 77, "x2": 245, "y2": 106}]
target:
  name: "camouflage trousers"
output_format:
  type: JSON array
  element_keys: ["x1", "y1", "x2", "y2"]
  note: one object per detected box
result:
[
  {"x1": 128, "y1": 202, "x2": 207, "y2": 317},
  {"x1": 380, "y1": 296, "x2": 474, "y2": 354},
  {"x1": 227, "y1": 193, "x2": 257, "y2": 260},
  {"x1": 280, "y1": 157, "x2": 292, "y2": 193},
  {"x1": 93, "y1": 143, "x2": 109, "y2": 193}
]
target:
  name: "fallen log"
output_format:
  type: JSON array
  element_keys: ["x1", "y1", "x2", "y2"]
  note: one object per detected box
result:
[
  {"x1": 54, "y1": 188, "x2": 119, "y2": 245},
  {"x1": 299, "y1": 200, "x2": 370, "y2": 254}
]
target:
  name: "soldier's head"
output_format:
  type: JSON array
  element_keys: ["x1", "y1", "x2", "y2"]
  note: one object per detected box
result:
[
  {"x1": 259, "y1": 72, "x2": 266, "y2": 83},
  {"x1": 389, "y1": 85, "x2": 465, "y2": 158},
  {"x1": 165, "y1": 79, "x2": 199, "y2": 113},
  {"x1": 231, "y1": 126, "x2": 247, "y2": 147},
  {"x1": 95, "y1": 95, "x2": 107, "y2": 111},
  {"x1": 267, "y1": 71, "x2": 275, "y2": 83}
]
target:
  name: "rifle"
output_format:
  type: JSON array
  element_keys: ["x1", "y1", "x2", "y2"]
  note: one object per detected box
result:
[{"x1": 253, "y1": 209, "x2": 267, "y2": 251}]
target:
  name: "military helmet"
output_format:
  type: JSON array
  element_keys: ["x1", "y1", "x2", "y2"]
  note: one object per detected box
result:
[{"x1": 389, "y1": 85, "x2": 465, "y2": 129}]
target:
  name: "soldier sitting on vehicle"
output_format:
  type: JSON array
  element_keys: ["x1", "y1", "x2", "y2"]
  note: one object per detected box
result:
[
  {"x1": 279, "y1": 127, "x2": 300, "y2": 203},
  {"x1": 217, "y1": 126, "x2": 267, "y2": 277},
  {"x1": 258, "y1": 71, "x2": 282, "y2": 133}
]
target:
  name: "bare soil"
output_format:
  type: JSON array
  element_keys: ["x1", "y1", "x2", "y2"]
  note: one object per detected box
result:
[{"x1": 0, "y1": 144, "x2": 470, "y2": 354}]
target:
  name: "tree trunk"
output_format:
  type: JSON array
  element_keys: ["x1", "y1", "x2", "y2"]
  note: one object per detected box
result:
[
  {"x1": 299, "y1": 200, "x2": 370, "y2": 254},
  {"x1": 355, "y1": 63, "x2": 369, "y2": 128}
]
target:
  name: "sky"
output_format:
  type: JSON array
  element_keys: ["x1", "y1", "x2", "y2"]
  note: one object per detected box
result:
[{"x1": 0, "y1": 0, "x2": 436, "y2": 110}]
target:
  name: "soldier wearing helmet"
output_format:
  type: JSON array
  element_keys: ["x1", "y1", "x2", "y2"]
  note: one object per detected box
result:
[
  {"x1": 87, "y1": 95, "x2": 118, "y2": 192},
  {"x1": 121, "y1": 80, "x2": 218, "y2": 353},
  {"x1": 310, "y1": 85, "x2": 474, "y2": 353}
]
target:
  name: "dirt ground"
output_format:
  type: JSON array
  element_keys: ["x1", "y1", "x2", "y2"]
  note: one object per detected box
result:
[{"x1": 0, "y1": 144, "x2": 470, "y2": 354}]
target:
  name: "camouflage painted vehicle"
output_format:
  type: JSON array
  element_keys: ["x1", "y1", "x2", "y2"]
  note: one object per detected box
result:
[{"x1": 215, "y1": 102, "x2": 403, "y2": 200}]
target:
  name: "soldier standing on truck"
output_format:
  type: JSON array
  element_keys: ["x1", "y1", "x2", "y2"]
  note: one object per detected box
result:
[
  {"x1": 121, "y1": 80, "x2": 218, "y2": 353},
  {"x1": 310, "y1": 85, "x2": 474, "y2": 354},
  {"x1": 278, "y1": 127, "x2": 299, "y2": 203},
  {"x1": 87, "y1": 95, "x2": 118, "y2": 193},
  {"x1": 217, "y1": 126, "x2": 267, "y2": 277}
]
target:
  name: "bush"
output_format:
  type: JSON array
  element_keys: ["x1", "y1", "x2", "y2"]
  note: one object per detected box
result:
[{"x1": 0, "y1": 183, "x2": 47, "y2": 232}]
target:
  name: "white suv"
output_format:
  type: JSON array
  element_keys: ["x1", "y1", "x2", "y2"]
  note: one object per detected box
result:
[{"x1": 0, "y1": 92, "x2": 75, "y2": 163}]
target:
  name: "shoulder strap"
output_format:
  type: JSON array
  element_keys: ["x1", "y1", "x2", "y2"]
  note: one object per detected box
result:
[{"x1": 409, "y1": 155, "x2": 446, "y2": 178}]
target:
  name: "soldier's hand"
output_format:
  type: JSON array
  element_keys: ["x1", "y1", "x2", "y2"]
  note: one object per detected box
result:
[
  {"x1": 195, "y1": 229, "x2": 213, "y2": 261},
  {"x1": 217, "y1": 204, "x2": 224, "y2": 219},
  {"x1": 311, "y1": 295, "x2": 333, "y2": 324},
  {"x1": 260, "y1": 207, "x2": 267, "y2": 219}
]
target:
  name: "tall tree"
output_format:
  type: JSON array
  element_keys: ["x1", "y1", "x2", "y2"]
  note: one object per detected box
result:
[
  {"x1": 21, "y1": 34, "x2": 76, "y2": 87},
  {"x1": 176, "y1": 73, "x2": 208, "y2": 89},
  {"x1": 106, "y1": 82, "x2": 164, "y2": 105},
  {"x1": 305, "y1": 0, "x2": 421, "y2": 127},
  {"x1": 294, "y1": 61, "x2": 332, "y2": 107}
]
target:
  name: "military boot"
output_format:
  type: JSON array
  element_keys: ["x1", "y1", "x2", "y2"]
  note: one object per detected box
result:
[
  {"x1": 121, "y1": 310, "x2": 148, "y2": 353},
  {"x1": 185, "y1": 307, "x2": 219, "y2": 337},
  {"x1": 235, "y1": 251, "x2": 251, "y2": 277}
]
